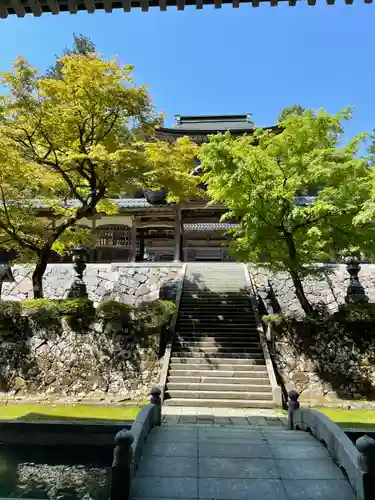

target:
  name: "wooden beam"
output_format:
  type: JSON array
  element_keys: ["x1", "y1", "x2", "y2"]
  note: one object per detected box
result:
[
  {"x1": 307, "y1": 0, "x2": 316, "y2": 5},
  {"x1": 28, "y1": 0, "x2": 42, "y2": 15},
  {"x1": 288, "y1": 0, "x2": 297, "y2": 5},
  {"x1": 251, "y1": 0, "x2": 260, "y2": 6},
  {"x1": 122, "y1": 0, "x2": 131, "y2": 11},
  {"x1": 0, "y1": 4, "x2": 8, "y2": 18},
  {"x1": 159, "y1": 0, "x2": 167, "y2": 10},
  {"x1": 196, "y1": 0, "x2": 203, "y2": 8},
  {"x1": 10, "y1": 0, "x2": 25, "y2": 17},
  {"x1": 177, "y1": 0, "x2": 185, "y2": 9},
  {"x1": 140, "y1": 0, "x2": 149, "y2": 11},
  {"x1": 68, "y1": 0, "x2": 78, "y2": 13},
  {"x1": 232, "y1": 0, "x2": 240, "y2": 7},
  {"x1": 214, "y1": 0, "x2": 222, "y2": 8},
  {"x1": 104, "y1": 0, "x2": 113, "y2": 12},
  {"x1": 326, "y1": 0, "x2": 335, "y2": 4},
  {"x1": 84, "y1": 0, "x2": 95, "y2": 13},
  {"x1": 270, "y1": 0, "x2": 278, "y2": 6},
  {"x1": 47, "y1": 0, "x2": 60, "y2": 14},
  {"x1": 364, "y1": 0, "x2": 373, "y2": 4},
  {"x1": 344, "y1": 0, "x2": 353, "y2": 3}
]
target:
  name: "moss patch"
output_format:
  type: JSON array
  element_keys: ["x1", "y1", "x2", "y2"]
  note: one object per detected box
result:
[{"x1": 0, "y1": 404, "x2": 142, "y2": 422}]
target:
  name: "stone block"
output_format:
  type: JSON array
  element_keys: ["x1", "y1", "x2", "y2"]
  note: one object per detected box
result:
[
  {"x1": 282, "y1": 479, "x2": 356, "y2": 500},
  {"x1": 199, "y1": 442, "x2": 272, "y2": 458},
  {"x1": 132, "y1": 477, "x2": 198, "y2": 499},
  {"x1": 198, "y1": 478, "x2": 287, "y2": 500},
  {"x1": 269, "y1": 444, "x2": 330, "y2": 459},
  {"x1": 142, "y1": 442, "x2": 197, "y2": 457},
  {"x1": 137, "y1": 456, "x2": 198, "y2": 477},
  {"x1": 275, "y1": 459, "x2": 346, "y2": 480},
  {"x1": 199, "y1": 457, "x2": 279, "y2": 479}
]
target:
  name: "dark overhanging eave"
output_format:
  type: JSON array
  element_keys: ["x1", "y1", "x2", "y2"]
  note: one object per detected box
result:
[
  {"x1": 0, "y1": 0, "x2": 371, "y2": 19},
  {"x1": 156, "y1": 124, "x2": 280, "y2": 138}
]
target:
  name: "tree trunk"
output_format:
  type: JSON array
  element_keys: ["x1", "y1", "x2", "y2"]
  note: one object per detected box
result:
[
  {"x1": 289, "y1": 268, "x2": 314, "y2": 317},
  {"x1": 32, "y1": 250, "x2": 50, "y2": 298},
  {"x1": 284, "y1": 230, "x2": 314, "y2": 317}
]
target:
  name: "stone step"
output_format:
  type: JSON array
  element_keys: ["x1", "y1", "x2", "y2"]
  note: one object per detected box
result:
[
  {"x1": 166, "y1": 389, "x2": 273, "y2": 400},
  {"x1": 178, "y1": 318, "x2": 256, "y2": 324},
  {"x1": 172, "y1": 351, "x2": 264, "y2": 359},
  {"x1": 170, "y1": 357, "x2": 265, "y2": 366},
  {"x1": 174, "y1": 340, "x2": 261, "y2": 348},
  {"x1": 168, "y1": 375, "x2": 270, "y2": 384},
  {"x1": 164, "y1": 398, "x2": 275, "y2": 408},
  {"x1": 177, "y1": 327, "x2": 258, "y2": 333},
  {"x1": 178, "y1": 314, "x2": 255, "y2": 320},
  {"x1": 166, "y1": 382, "x2": 272, "y2": 392},
  {"x1": 168, "y1": 368, "x2": 268, "y2": 377},
  {"x1": 175, "y1": 332, "x2": 259, "y2": 343},
  {"x1": 173, "y1": 346, "x2": 263, "y2": 354}
]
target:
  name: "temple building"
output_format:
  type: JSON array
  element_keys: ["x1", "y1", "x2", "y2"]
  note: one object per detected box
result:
[{"x1": 69, "y1": 114, "x2": 255, "y2": 263}]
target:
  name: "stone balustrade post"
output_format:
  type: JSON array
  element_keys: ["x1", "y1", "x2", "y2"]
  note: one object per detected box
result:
[
  {"x1": 149, "y1": 386, "x2": 162, "y2": 426},
  {"x1": 356, "y1": 435, "x2": 375, "y2": 500},
  {"x1": 288, "y1": 389, "x2": 300, "y2": 430},
  {"x1": 110, "y1": 429, "x2": 134, "y2": 500},
  {"x1": 345, "y1": 254, "x2": 369, "y2": 304}
]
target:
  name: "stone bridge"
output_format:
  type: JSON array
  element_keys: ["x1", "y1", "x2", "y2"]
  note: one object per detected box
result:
[{"x1": 110, "y1": 391, "x2": 375, "y2": 500}]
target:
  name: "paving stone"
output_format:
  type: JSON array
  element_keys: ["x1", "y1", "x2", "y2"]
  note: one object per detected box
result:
[
  {"x1": 132, "y1": 477, "x2": 198, "y2": 499},
  {"x1": 229, "y1": 416, "x2": 250, "y2": 426},
  {"x1": 137, "y1": 456, "x2": 198, "y2": 477},
  {"x1": 214, "y1": 416, "x2": 231, "y2": 425},
  {"x1": 199, "y1": 442, "x2": 272, "y2": 458},
  {"x1": 199, "y1": 457, "x2": 279, "y2": 479},
  {"x1": 199, "y1": 428, "x2": 264, "y2": 441},
  {"x1": 264, "y1": 417, "x2": 283, "y2": 426},
  {"x1": 180, "y1": 415, "x2": 198, "y2": 424},
  {"x1": 147, "y1": 427, "x2": 198, "y2": 442},
  {"x1": 143, "y1": 441, "x2": 197, "y2": 457},
  {"x1": 162, "y1": 415, "x2": 180, "y2": 424},
  {"x1": 282, "y1": 479, "x2": 356, "y2": 500},
  {"x1": 198, "y1": 478, "x2": 288, "y2": 500},
  {"x1": 263, "y1": 431, "x2": 320, "y2": 445},
  {"x1": 276, "y1": 459, "x2": 346, "y2": 480},
  {"x1": 270, "y1": 444, "x2": 330, "y2": 460},
  {"x1": 248, "y1": 416, "x2": 268, "y2": 426}
]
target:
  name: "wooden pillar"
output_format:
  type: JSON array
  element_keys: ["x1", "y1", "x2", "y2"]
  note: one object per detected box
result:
[
  {"x1": 139, "y1": 229, "x2": 145, "y2": 261},
  {"x1": 130, "y1": 218, "x2": 137, "y2": 262},
  {"x1": 174, "y1": 208, "x2": 182, "y2": 262}
]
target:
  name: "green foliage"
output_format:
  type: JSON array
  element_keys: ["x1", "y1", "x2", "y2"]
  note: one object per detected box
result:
[
  {"x1": 96, "y1": 300, "x2": 131, "y2": 321},
  {"x1": 200, "y1": 108, "x2": 374, "y2": 314},
  {"x1": 0, "y1": 300, "x2": 22, "y2": 320},
  {"x1": 334, "y1": 303, "x2": 375, "y2": 323},
  {"x1": 47, "y1": 33, "x2": 96, "y2": 79},
  {"x1": 277, "y1": 104, "x2": 306, "y2": 122},
  {"x1": 133, "y1": 299, "x2": 176, "y2": 335},
  {"x1": 262, "y1": 313, "x2": 284, "y2": 327},
  {"x1": 0, "y1": 52, "x2": 198, "y2": 298},
  {"x1": 57, "y1": 298, "x2": 95, "y2": 318}
]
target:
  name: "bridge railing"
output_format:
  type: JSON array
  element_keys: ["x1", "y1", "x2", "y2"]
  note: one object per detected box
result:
[
  {"x1": 110, "y1": 386, "x2": 162, "y2": 500},
  {"x1": 288, "y1": 390, "x2": 375, "y2": 500}
]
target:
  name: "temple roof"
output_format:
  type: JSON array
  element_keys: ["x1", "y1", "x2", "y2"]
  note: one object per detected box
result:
[
  {"x1": 0, "y1": 1, "x2": 368, "y2": 19},
  {"x1": 32, "y1": 196, "x2": 316, "y2": 211},
  {"x1": 156, "y1": 113, "x2": 278, "y2": 142}
]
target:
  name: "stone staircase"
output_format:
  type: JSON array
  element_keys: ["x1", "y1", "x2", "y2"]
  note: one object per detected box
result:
[{"x1": 164, "y1": 263, "x2": 274, "y2": 408}]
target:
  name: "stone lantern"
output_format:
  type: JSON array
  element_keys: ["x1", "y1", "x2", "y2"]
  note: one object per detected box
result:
[
  {"x1": 65, "y1": 245, "x2": 89, "y2": 298},
  {"x1": 344, "y1": 254, "x2": 369, "y2": 304}
]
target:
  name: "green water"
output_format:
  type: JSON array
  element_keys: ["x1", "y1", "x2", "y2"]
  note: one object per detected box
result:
[{"x1": 0, "y1": 445, "x2": 111, "y2": 499}]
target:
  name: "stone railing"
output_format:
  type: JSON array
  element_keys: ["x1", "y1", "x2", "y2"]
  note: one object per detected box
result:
[
  {"x1": 159, "y1": 263, "x2": 187, "y2": 404},
  {"x1": 110, "y1": 387, "x2": 162, "y2": 500},
  {"x1": 244, "y1": 264, "x2": 282, "y2": 407},
  {"x1": 288, "y1": 390, "x2": 375, "y2": 500}
]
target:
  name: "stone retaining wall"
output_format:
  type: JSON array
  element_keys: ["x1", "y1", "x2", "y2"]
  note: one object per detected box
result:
[
  {"x1": 250, "y1": 264, "x2": 375, "y2": 315},
  {"x1": 0, "y1": 318, "x2": 161, "y2": 400},
  {"x1": 1, "y1": 263, "x2": 182, "y2": 306}
]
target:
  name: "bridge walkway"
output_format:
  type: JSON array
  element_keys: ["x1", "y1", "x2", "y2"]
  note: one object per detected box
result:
[{"x1": 132, "y1": 421, "x2": 355, "y2": 500}]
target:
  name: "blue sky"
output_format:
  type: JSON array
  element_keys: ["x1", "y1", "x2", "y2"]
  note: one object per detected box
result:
[{"x1": 0, "y1": 2, "x2": 374, "y2": 139}]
